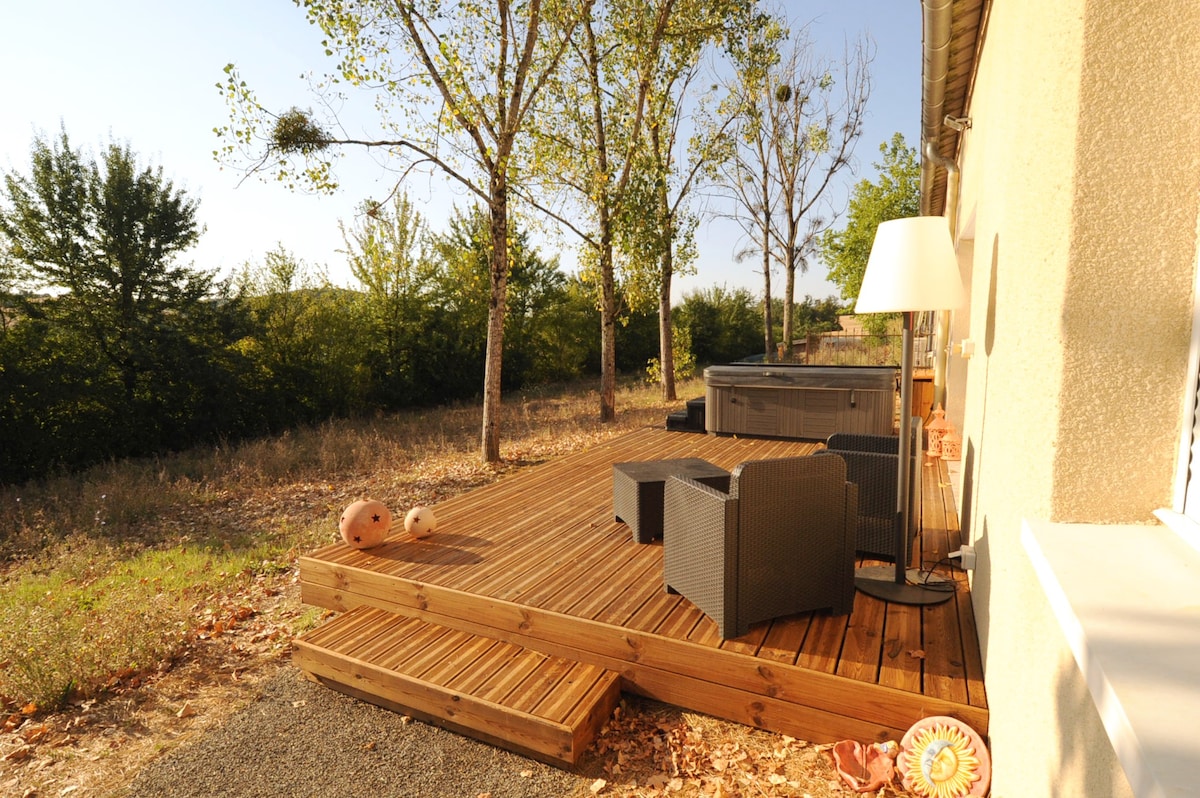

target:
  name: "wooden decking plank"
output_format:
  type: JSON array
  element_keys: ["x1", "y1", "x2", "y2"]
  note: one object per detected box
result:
[
  {"x1": 756, "y1": 616, "x2": 812, "y2": 665},
  {"x1": 954, "y1": 584, "x2": 988, "y2": 710},
  {"x1": 877, "y1": 601, "x2": 923, "y2": 694},
  {"x1": 301, "y1": 606, "x2": 399, "y2": 651},
  {"x1": 622, "y1": 581, "x2": 688, "y2": 633},
  {"x1": 502, "y1": 656, "x2": 580, "y2": 715},
  {"x1": 300, "y1": 577, "x2": 989, "y2": 734},
  {"x1": 418, "y1": 630, "x2": 504, "y2": 687},
  {"x1": 443, "y1": 640, "x2": 530, "y2": 695},
  {"x1": 476, "y1": 526, "x2": 616, "y2": 604},
  {"x1": 295, "y1": 608, "x2": 624, "y2": 766},
  {"x1": 440, "y1": 500, "x2": 618, "y2": 596},
  {"x1": 920, "y1": 601, "x2": 969, "y2": 705},
  {"x1": 653, "y1": 600, "x2": 705, "y2": 640},
  {"x1": 795, "y1": 611, "x2": 849, "y2": 674},
  {"x1": 529, "y1": 661, "x2": 607, "y2": 723},
  {"x1": 561, "y1": 670, "x2": 622, "y2": 742},
  {"x1": 506, "y1": 524, "x2": 637, "y2": 609},
  {"x1": 470, "y1": 648, "x2": 553, "y2": 705},
  {"x1": 835, "y1": 590, "x2": 883, "y2": 683},
  {"x1": 555, "y1": 544, "x2": 659, "y2": 621},
  {"x1": 589, "y1": 555, "x2": 666, "y2": 627},
  {"x1": 918, "y1": 457, "x2": 954, "y2": 570},
  {"x1": 295, "y1": 640, "x2": 578, "y2": 765},
  {"x1": 375, "y1": 623, "x2": 469, "y2": 676}
]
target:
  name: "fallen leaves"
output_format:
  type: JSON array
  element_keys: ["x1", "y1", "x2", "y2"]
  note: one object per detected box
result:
[{"x1": 585, "y1": 698, "x2": 842, "y2": 797}]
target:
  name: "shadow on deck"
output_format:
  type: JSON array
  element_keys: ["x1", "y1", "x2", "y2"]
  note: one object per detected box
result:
[{"x1": 294, "y1": 426, "x2": 987, "y2": 766}]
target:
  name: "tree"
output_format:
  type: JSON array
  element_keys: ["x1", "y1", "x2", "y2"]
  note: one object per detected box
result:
[
  {"x1": 233, "y1": 247, "x2": 372, "y2": 423},
  {"x1": 818, "y1": 133, "x2": 920, "y2": 333},
  {"x1": 0, "y1": 129, "x2": 207, "y2": 406},
  {"x1": 339, "y1": 193, "x2": 433, "y2": 407},
  {"x1": 709, "y1": 12, "x2": 787, "y2": 358},
  {"x1": 217, "y1": 0, "x2": 592, "y2": 462},
  {"x1": 791, "y1": 294, "x2": 843, "y2": 335},
  {"x1": 527, "y1": 0, "x2": 749, "y2": 417},
  {"x1": 714, "y1": 17, "x2": 869, "y2": 359},
  {"x1": 618, "y1": 20, "x2": 748, "y2": 401},
  {"x1": 767, "y1": 32, "x2": 870, "y2": 358}
]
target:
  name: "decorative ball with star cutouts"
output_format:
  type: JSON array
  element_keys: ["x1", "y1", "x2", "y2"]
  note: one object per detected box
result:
[
  {"x1": 404, "y1": 505, "x2": 438, "y2": 539},
  {"x1": 339, "y1": 499, "x2": 392, "y2": 549}
]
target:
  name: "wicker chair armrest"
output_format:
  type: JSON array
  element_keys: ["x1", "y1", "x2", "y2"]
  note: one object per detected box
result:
[
  {"x1": 826, "y1": 432, "x2": 899, "y2": 454},
  {"x1": 827, "y1": 417, "x2": 924, "y2": 458},
  {"x1": 816, "y1": 449, "x2": 898, "y2": 518},
  {"x1": 662, "y1": 475, "x2": 738, "y2": 636}
]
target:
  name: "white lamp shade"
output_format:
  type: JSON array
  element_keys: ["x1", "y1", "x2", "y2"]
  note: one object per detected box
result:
[{"x1": 854, "y1": 216, "x2": 966, "y2": 313}]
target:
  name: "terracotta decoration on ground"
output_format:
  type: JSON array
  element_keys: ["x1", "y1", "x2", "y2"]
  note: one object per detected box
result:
[
  {"x1": 338, "y1": 499, "x2": 392, "y2": 549},
  {"x1": 830, "y1": 739, "x2": 899, "y2": 793}
]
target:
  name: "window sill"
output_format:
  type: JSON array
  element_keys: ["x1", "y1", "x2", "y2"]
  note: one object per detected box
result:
[{"x1": 1021, "y1": 518, "x2": 1200, "y2": 798}]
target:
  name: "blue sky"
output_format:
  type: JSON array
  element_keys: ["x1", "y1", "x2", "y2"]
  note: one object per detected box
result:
[{"x1": 1, "y1": 1, "x2": 919, "y2": 302}]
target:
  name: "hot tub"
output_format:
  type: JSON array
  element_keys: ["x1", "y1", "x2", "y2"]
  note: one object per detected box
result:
[{"x1": 704, "y1": 364, "x2": 897, "y2": 440}]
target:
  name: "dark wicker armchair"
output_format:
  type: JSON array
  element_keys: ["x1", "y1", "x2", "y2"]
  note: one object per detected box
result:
[
  {"x1": 820, "y1": 418, "x2": 924, "y2": 561},
  {"x1": 662, "y1": 454, "x2": 857, "y2": 640}
]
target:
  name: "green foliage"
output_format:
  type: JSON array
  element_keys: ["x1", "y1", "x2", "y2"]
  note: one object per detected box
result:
[
  {"x1": 675, "y1": 286, "x2": 762, "y2": 365},
  {"x1": 0, "y1": 129, "x2": 262, "y2": 479},
  {"x1": 647, "y1": 322, "x2": 697, "y2": 384},
  {"x1": 340, "y1": 193, "x2": 436, "y2": 408},
  {"x1": 791, "y1": 294, "x2": 845, "y2": 336},
  {"x1": 272, "y1": 107, "x2": 331, "y2": 155},
  {"x1": 819, "y1": 132, "x2": 921, "y2": 306},
  {"x1": 233, "y1": 247, "x2": 372, "y2": 422}
]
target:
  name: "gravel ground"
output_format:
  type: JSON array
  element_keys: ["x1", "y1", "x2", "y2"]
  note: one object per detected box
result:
[{"x1": 125, "y1": 668, "x2": 590, "y2": 798}]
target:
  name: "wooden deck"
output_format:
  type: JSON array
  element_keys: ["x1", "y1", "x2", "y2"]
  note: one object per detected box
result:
[{"x1": 298, "y1": 426, "x2": 987, "y2": 749}]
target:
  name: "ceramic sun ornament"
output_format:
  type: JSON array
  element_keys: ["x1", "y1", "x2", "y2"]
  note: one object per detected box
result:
[{"x1": 898, "y1": 716, "x2": 991, "y2": 798}]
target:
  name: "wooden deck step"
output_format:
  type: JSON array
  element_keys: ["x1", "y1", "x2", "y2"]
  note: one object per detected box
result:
[{"x1": 292, "y1": 605, "x2": 621, "y2": 767}]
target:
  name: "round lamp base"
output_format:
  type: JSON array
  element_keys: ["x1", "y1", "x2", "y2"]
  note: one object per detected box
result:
[{"x1": 855, "y1": 566, "x2": 955, "y2": 605}]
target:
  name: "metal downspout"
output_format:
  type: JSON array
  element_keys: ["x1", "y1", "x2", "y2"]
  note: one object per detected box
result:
[
  {"x1": 921, "y1": 0, "x2": 960, "y2": 410},
  {"x1": 926, "y1": 141, "x2": 960, "y2": 408}
]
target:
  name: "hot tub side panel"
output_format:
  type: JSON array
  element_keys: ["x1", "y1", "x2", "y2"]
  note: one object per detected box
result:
[{"x1": 703, "y1": 366, "x2": 896, "y2": 440}]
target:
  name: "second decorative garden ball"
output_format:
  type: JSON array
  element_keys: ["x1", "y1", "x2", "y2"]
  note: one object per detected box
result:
[{"x1": 404, "y1": 505, "x2": 438, "y2": 539}]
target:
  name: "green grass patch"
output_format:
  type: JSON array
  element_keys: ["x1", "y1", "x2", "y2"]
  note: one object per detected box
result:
[{"x1": 0, "y1": 536, "x2": 276, "y2": 711}]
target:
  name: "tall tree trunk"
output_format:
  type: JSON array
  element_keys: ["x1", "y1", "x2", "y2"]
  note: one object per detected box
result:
[
  {"x1": 655, "y1": 128, "x2": 676, "y2": 402},
  {"x1": 585, "y1": 17, "x2": 617, "y2": 424},
  {"x1": 659, "y1": 249, "x2": 676, "y2": 401},
  {"x1": 481, "y1": 182, "x2": 509, "y2": 462},
  {"x1": 781, "y1": 213, "x2": 797, "y2": 359},
  {"x1": 782, "y1": 259, "x2": 795, "y2": 360},
  {"x1": 760, "y1": 164, "x2": 774, "y2": 360},
  {"x1": 599, "y1": 239, "x2": 617, "y2": 423}
]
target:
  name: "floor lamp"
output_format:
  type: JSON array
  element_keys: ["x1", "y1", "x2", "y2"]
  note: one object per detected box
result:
[{"x1": 853, "y1": 216, "x2": 965, "y2": 605}]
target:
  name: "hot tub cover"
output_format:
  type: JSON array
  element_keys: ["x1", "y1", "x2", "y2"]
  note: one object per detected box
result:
[{"x1": 703, "y1": 364, "x2": 896, "y2": 391}]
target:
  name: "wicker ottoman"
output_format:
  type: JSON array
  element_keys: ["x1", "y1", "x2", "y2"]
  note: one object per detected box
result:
[{"x1": 613, "y1": 458, "x2": 730, "y2": 543}]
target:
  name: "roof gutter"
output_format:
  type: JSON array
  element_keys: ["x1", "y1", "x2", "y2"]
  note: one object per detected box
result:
[
  {"x1": 920, "y1": 0, "x2": 959, "y2": 408},
  {"x1": 920, "y1": 0, "x2": 955, "y2": 220}
]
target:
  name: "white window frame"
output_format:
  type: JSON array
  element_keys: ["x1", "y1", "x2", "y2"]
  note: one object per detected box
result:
[{"x1": 1157, "y1": 233, "x2": 1200, "y2": 555}]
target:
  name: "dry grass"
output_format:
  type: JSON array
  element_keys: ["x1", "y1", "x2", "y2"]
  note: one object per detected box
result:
[{"x1": 0, "y1": 376, "x2": 864, "y2": 797}]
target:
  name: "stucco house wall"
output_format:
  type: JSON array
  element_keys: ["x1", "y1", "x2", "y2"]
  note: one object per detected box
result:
[{"x1": 944, "y1": 1, "x2": 1200, "y2": 795}]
